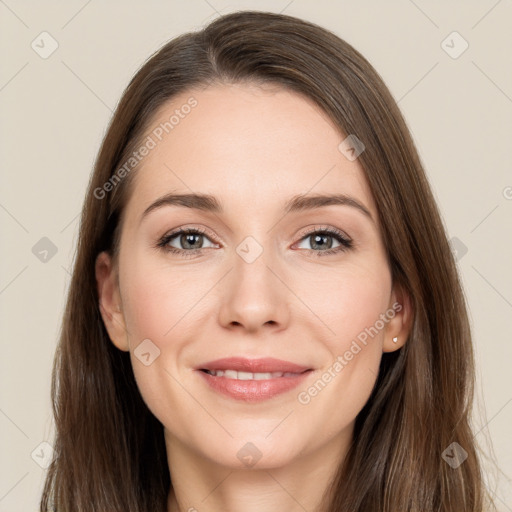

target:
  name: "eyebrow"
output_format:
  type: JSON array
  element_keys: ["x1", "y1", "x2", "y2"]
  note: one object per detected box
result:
[{"x1": 141, "y1": 192, "x2": 374, "y2": 223}]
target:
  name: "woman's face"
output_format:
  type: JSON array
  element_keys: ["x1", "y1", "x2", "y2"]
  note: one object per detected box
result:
[{"x1": 96, "y1": 82, "x2": 409, "y2": 471}]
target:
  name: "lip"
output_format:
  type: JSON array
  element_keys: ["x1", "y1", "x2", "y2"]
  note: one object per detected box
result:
[
  {"x1": 195, "y1": 357, "x2": 313, "y2": 402},
  {"x1": 196, "y1": 357, "x2": 311, "y2": 373}
]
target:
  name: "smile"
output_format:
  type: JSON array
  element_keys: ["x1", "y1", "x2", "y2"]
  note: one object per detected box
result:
[{"x1": 202, "y1": 369, "x2": 303, "y2": 379}]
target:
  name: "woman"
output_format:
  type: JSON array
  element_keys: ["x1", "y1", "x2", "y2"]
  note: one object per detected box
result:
[{"x1": 40, "y1": 10, "x2": 490, "y2": 512}]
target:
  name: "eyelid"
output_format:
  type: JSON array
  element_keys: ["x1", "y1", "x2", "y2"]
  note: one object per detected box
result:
[
  {"x1": 156, "y1": 223, "x2": 353, "y2": 255},
  {"x1": 158, "y1": 224, "x2": 351, "y2": 242},
  {"x1": 294, "y1": 224, "x2": 352, "y2": 243},
  {"x1": 158, "y1": 225, "x2": 221, "y2": 247}
]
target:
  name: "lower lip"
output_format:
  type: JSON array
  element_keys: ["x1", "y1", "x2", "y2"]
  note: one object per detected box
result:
[{"x1": 197, "y1": 370, "x2": 313, "y2": 402}]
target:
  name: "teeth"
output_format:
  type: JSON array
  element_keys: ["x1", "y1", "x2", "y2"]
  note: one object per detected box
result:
[
  {"x1": 205, "y1": 369, "x2": 299, "y2": 379},
  {"x1": 254, "y1": 372, "x2": 273, "y2": 380}
]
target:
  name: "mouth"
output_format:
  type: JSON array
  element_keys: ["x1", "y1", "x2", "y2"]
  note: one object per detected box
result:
[
  {"x1": 200, "y1": 369, "x2": 308, "y2": 380},
  {"x1": 195, "y1": 357, "x2": 314, "y2": 402},
  {"x1": 196, "y1": 356, "x2": 312, "y2": 374}
]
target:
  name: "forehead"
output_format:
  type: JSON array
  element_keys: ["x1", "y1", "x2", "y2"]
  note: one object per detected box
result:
[{"x1": 125, "y1": 82, "x2": 377, "y2": 222}]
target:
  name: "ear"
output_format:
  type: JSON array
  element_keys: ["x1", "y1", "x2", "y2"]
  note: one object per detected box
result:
[
  {"x1": 95, "y1": 251, "x2": 129, "y2": 352},
  {"x1": 382, "y1": 283, "x2": 413, "y2": 353}
]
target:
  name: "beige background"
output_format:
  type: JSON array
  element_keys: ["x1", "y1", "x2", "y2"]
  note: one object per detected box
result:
[{"x1": 1, "y1": 1, "x2": 511, "y2": 510}]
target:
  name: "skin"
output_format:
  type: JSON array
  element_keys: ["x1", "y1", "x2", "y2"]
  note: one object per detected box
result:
[{"x1": 96, "y1": 83, "x2": 411, "y2": 512}]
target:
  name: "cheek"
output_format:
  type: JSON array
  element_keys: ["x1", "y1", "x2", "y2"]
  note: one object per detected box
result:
[
  {"x1": 120, "y1": 257, "x2": 198, "y2": 345},
  {"x1": 301, "y1": 258, "x2": 392, "y2": 352},
  {"x1": 293, "y1": 260, "x2": 391, "y2": 429},
  {"x1": 118, "y1": 259, "x2": 202, "y2": 420}
]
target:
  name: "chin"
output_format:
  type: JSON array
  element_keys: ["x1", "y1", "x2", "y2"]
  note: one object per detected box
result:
[{"x1": 198, "y1": 434, "x2": 307, "y2": 470}]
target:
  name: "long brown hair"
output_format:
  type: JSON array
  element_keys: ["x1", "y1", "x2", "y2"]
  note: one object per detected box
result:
[{"x1": 41, "y1": 10, "x2": 490, "y2": 511}]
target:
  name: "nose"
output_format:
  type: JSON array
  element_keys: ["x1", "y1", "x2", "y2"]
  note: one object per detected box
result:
[{"x1": 217, "y1": 245, "x2": 290, "y2": 334}]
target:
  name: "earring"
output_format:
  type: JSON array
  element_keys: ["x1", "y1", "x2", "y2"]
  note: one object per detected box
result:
[{"x1": 392, "y1": 336, "x2": 398, "y2": 343}]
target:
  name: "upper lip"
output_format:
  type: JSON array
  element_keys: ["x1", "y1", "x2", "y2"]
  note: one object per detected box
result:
[{"x1": 196, "y1": 357, "x2": 312, "y2": 373}]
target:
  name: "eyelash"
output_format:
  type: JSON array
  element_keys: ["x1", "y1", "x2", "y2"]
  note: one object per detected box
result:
[{"x1": 155, "y1": 225, "x2": 353, "y2": 258}]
